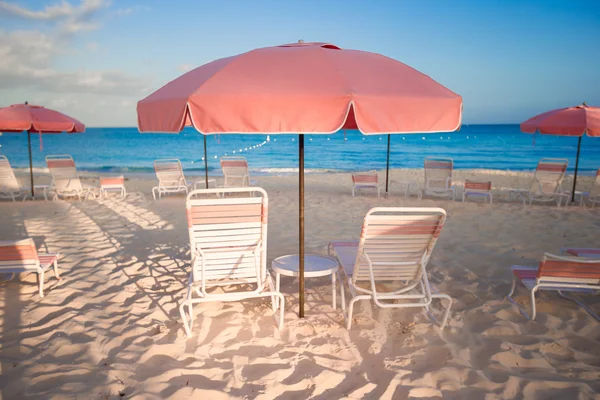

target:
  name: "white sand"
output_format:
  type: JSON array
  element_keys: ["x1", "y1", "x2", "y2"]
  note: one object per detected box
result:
[{"x1": 1, "y1": 170, "x2": 599, "y2": 399}]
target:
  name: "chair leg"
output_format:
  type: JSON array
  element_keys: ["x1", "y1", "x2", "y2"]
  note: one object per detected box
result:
[
  {"x1": 352, "y1": 186, "x2": 355, "y2": 198},
  {"x1": 38, "y1": 270, "x2": 45, "y2": 298},
  {"x1": 331, "y1": 271, "x2": 336, "y2": 310},
  {"x1": 346, "y1": 297, "x2": 361, "y2": 330},
  {"x1": 338, "y1": 271, "x2": 346, "y2": 311},
  {"x1": 530, "y1": 288, "x2": 538, "y2": 320},
  {"x1": 53, "y1": 260, "x2": 61, "y2": 280}
]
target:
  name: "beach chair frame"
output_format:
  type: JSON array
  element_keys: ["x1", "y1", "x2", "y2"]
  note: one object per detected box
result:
[
  {"x1": 509, "y1": 158, "x2": 569, "y2": 206},
  {"x1": 179, "y1": 187, "x2": 284, "y2": 337},
  {"x1": 46, "y1": 155, "x2": 95, "y2": 201},
  {"x1": 351, "y1": 170, "x2": 380, "y2": 198},
  {"x1": 0, "y1": 155, "x2": 29, "y2": 202},
  {"x1": 508, "y1": 253, "x2": 600, "y2": 321},
  {"x1": 220, "y1": 156, "x2": 251, "y2": 188},
  {"x1": 582, "y1": 169, "x2": 600, "y2": 208},
  {"x1": 328, "y1": 207, "x2": 452, "y2": 330},
  {"x1": 422, "y1": 157, "x2": 456, "y2": 200},
  {"x1": 152, "y1": 158, "x2": 189, "y2": 200},
  {"x1": 0, "y1": 238, "x2": 61, "y2": 297}
]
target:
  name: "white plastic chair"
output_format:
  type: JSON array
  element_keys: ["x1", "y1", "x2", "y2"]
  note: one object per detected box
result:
[
  {"x1": 328, "y1": 207, "x2": 452, "y2": 330},
  {"x1": 220, "y1": 156, "x2": 251, "y2": 188},
  {"x1": 152, "y1": 159, "x2": 189, "y2": 200},
  {"x1": 422, "y1": 157, "x2": 455, "y2": 200},
  {"x1": 0, "y1": 155, "x2": 29, "y2": 201},
  {"x1": 179, "y1": 187, "x2": 284, "y2": 337},
  {"x1": 46, "y1": 155, "x2": 95, "y2": 201},
  {"x1": 351, "y1": 171, "x2": 380, "y2": 198},
  {"x1": 581, "y1": 169, "x2": 600, "y2": 207},
  {"x1": 0, "y1": 238, "x2": 61, "y2": 297}
]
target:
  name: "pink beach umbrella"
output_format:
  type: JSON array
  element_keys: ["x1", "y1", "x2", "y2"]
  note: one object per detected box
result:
[
  {"x1": 521, "y1": 103, "x2": 600, "y2": 202},
  {"x1": 137, "y1": 41, "x2": 463, "y2": 317},
  {"x1": 0, "y1": 102, "x2": 85, "y2": 197}
]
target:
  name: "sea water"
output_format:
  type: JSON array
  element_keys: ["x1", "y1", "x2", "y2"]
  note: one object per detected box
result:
[{"x1": 1, "y1": 125, "x2": 599, "y2": 176}]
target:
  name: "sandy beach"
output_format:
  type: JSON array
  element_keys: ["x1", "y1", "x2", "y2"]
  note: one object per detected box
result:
[{"x1": 1, "y1": 169, "x2": 599, "y2": 399}]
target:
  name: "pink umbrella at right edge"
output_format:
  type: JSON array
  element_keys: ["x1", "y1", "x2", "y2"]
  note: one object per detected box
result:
[
  {"x1": 137, "y1": 41, "x2": 463, "y2": 317},
  {"x1": 521, "y1": 102, "x2": 600, "y2": 203},
  {"x1": 0, "y1": 102, "x2": 85, "y2": 197}
]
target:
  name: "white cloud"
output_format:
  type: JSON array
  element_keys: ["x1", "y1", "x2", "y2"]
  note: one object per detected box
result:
[{"x1": 178, "y1": 64, "x2": 192, "y2": 72}]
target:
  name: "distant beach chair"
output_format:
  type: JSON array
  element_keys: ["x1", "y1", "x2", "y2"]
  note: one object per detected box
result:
[
  {"x1": 328, "y1": 207, "x2": 452, "y2": 330},
  {"x1": 100, "y1": 176, "x2": 126, "y2": 198},
  {"x1": 462, "y1": 179, "x2": 493, "y2": 204},
  {"x1": 46, "y1": 155, "x2": 96, "y2": 201},
  {"x1": 561, "y1": 248, "x2": 600, "y2": 258},
  {"x1": 0, "y1": 238, "x2": 61, "y2": 298},
  {"x1": 507, "y1": 253, "x2": 600, "y2": 321},
  {"x1": 422, "y1": 157, "x2": 456, "y2": 200},
  {"x1": 580, "y1": 169, "x2": 600, "y2": 207},
  {"x1": 508, "y1": 158, "x2": 569, "y2": 206},
  {"x1": 220, "y1": 156, "x2": 251, "y2": 188},
  {"x1": 179, "y1": 187, "x2": 284, "y2": 337},
  {"x1": 152, "y1": 158, "x2": 189, "y2": 200},
  {"x1": 0, "y1": 155, "x2": 29, "y2": 201},
  {"x1": 351, "y1": 171, "x2": 380, "y2": 198}
]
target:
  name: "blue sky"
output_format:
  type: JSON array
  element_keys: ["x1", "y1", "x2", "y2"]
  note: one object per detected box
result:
[{"x1": 1, "y1": 0, "x2": 599, "y2": 126}]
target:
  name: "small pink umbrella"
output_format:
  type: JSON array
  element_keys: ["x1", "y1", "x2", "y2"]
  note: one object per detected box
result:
[
  {"x1": 521, "y1": 103, "x2": 600, "y2": 202},
  {"x1": 0, "y1": 102, "x2": 85, "y2": 197},
  {"x1": 137, "y1": 41, "x2": 462, "y2": 317}
]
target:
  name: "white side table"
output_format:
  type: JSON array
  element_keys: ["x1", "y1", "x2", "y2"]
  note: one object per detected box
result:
[
  {"x1": 193, "y1": 178, "x2": 217, "y2": 190},
  {"x1": 272, "y1": 254, "x2": 343, "y2": 310},
  {"x1": 33, "y1": 185, "x2": 50, "y2": 201},
  {"x1": 390, "y1": 180, "x2": 421, "y2": 199}
]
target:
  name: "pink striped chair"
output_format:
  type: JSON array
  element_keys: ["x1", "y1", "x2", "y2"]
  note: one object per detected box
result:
[
  {"x1": 581, "y1": 169, "x2": 600, "y2": 207},
  {"x1": 152, "y1": 159, "x2": 189, "y2": 200},
  {"x1": 0, "y1": 238, "x2": 61, "y2": 298},
  {"x1": 179, "y1": 187, "x2": 284, "y2": 337},
  {"x1": 46, "y1": 155, "x2": 96, "y2": 201},
  {"x1": 508, "y1": 253, "x2": 600, "y2": 321},
  {"x1": 0, "y1": 155, "x2": 29, "y2": 201},
  {"x1": 100, "y1": 176, "x2": 126, "y2": 198},
  {"x1": 328, "y1": 207, "x2": 452, "y2": 330},
  {"x1": 220, "y1": 156, "x2": 250, "y2": 188},
  {"x1": 423, "y1": 157, "x2": 456, "y2": 200},
  {"x1": 509, "y1": 158, "x2": 569, "y2": 206},
  {"x1": 462, "y1": 179, "x2": 493, "y2": 204},
  {"x1": 351, "y1": 171, "x2": 380, "y2": 198}
]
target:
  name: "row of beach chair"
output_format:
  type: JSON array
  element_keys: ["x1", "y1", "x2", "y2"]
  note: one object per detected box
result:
[{"x1": 351, "y1": 157, "x2": 600, "y2": 207}]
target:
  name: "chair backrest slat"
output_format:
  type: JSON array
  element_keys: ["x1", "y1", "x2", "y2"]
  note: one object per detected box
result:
[
  {"x1": 353, "y1": 207, "x2": 446, "y2": 283},
  {"x1": 465, "y1": 180, "x2": 491, "y2": 191},
  {"x1": 538, "y1": 253, "x2": 600, "y2": 284},
  {"x1": 531, "y1": 158, "x2": 568, "y2": 194},
  {"x1": 352, "y1": 171, "x2": 378, "y2": 184},
  {"x1": 187, "y1": 188, "x2": 267, "y2": 283},
  {"x1": 0, "y1": 156, "x2": 21, "y2": 190},
  {"x1": 0, "y1": 239, "x2": 40, "y2": 269}
]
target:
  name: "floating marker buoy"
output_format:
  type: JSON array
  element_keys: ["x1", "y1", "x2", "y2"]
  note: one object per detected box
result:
[
  {"x1": 214, "y1": 155, "x2": 217, "y2": 159},
  {"x1": 292, "y1": 138, "x2": 295, "y2": 142},
  {"x1": 233, "y1": 150, "x2": 236, "y2": 154},
  {"x1": 422, "y1": 137, "x2": 425, "y2": 140},
  {"x1": 327, "y1": 138, "x2": 330, "y2": 141},
  {"x1": 244, "y1": 148, "x2": 248, "y2": 151},
  {"x1": 466, "y1": 136, "x2": 469, "y2": 139},
  {"x1": 201, "y1": 157, "x2": 205, "y2": 161},
  {"x1": 402, "y1": 137, "x2": 405, "y2": 140}
]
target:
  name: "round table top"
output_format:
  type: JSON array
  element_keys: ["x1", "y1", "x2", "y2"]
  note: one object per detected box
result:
[{"x1": 272, "y1": 254, "x2": 339, "y2": 277}]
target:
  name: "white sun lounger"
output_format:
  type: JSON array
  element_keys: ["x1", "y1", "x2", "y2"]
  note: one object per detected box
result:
[
  {"x1": 220, "y1": 156, "x2": 251, "y2": 188},
  {"x1": 152, "y1": 159, "x2": 189, "y2": 200},
  {"x1": 508, "y1": 253, "x2": 600, "y2": 321},
  {"x1": 0, "y1": 238, "x2": 61, "y2": 297},
  {"x1": 179, "y1": 187, "x2": 284, "y2": 337},
  {"x1": 351, "y1": 171, "x2": 380, "y2": 198},
  {"x1": 0, "y1": 155, "x2": 29, "y2": 201},
  {"x1": 100, "y1": 176, "x2": 126, "y2": 198},
  {"x1": 580, "y1": 169, "x2": 600, "y2": 207},
  {"x1": 422, "y1": 157, "x2": 456, "y2": 200},
  {"x1": 328, "y1": 207, "x2": 452, "y2": 330},
  {"x1": 508, "y1": 158, "x2": 569, "y2": 206},
  {"x1": 46, "y1": 155, "x2": 96, "y2": 201}
]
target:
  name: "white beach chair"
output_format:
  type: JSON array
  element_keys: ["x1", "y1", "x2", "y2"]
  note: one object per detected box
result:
[
  {"x1": 462, "y1": 179, "x2": 493, "y2": 204},
  {"x1": 0, "y1": 155, "x2": 29, "y2": 201},
  {"x1": 351, "y1": 171, "x2": 380, "y2": 198},
  {"x1": 152, "y1": 159, "x2": 189, "y2": 200},
  {"x1": 580, "y1": 169, "x2": 600, "y2": 207},
  {"x1": 220, "y1": 156, "x2": 251, "y2": 188},
  {"x1": 508, "y1": 253, "x2": 600, "y2": 321},
  {"x1": 46, "y1": 155, "x2": 96, "y2": 201},
  {"x1": 508, "y1": 158, "x2": 569, "y2": 206},
  {"x1": 179, "y1": 187, "x2": 284, "y2": 337},
  {"x1": 328, "y1": 207, "x2": 452, "y2": 330},
  {"x1": 422, "y1": 157, "x2": 456, "y2": 200},
  {"x1": 100, "y1": 176, "x2": 126, "y2": 198},
  {"x1": 0, "y1": 238, "x2": 61, "y2": 298}
]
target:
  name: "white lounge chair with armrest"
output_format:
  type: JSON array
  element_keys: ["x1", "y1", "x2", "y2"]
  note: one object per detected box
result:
[
  {"x1": 0, "y1": 238, "x2": 61, "y2": 298},
  {"x1": 351, "y1": 170, "x2": 380, "y2": 198},
  {"x1": 328, "y1": 207, "x2": 452, "y2": 330},
  {"x1": 46, "y1": 155, "x2": 96, "y2": 201},
  {"x1": 152, "y1": 158, "x2": 189, "y2": 200},
  {"x1": 220, "y1": 156, "x2": 251, "y2": 188},
  {"x1": 0, "y1": 155, "x2": 29, "y2": 201},
  {"x1": 508, "y1": 158, "x2": 569, "y2": 206},
  {"x1": 422, "y1": 157, "x2": 455, "y2": 200},
  {"x1": 508, "y1": 253, "x2": 600, "y2": 321},
  {"x1": 579, "y1": 169, "x2": 600, "y2": 207},
  {"x1": 179, "y1": 187, "x2": 284, "y2": 337}
]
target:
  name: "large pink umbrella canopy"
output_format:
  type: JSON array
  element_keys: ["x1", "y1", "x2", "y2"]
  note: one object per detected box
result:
[
  {"x1": 137, "y1": 41, "x2": 463, "y2": 318},
  {"x1": 521, "y1": 103, "x2": 599, "y2": 202},
  {"x1": 0, "y1": 103, "x2": 85, "y2": 196}
]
